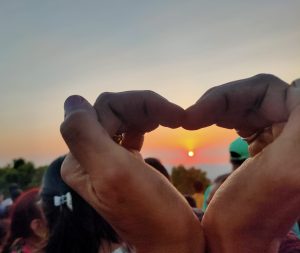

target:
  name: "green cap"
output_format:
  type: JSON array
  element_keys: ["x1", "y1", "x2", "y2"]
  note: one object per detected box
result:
[{"x1": 229, "y1": 137, "x2": 249, "y2": 161}]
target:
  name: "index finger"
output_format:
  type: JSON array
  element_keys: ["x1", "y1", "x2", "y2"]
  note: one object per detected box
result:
[
  {"x1": 94, "y1": 90, "x2": 185, "y2": 136},
  {"x1": 184, "y1": 74, "x2": 291, "y2": 137}
]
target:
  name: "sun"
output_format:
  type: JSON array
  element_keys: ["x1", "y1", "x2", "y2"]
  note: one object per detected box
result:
[{"x1": 188, "y1": 150, "x2": 194, "y2": 157}]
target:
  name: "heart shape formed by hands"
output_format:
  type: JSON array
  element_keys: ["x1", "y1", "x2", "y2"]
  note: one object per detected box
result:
[
  {"x1": 60, "y1": 74, "x2": 300, "y2": 253},
  {"x1": 87, "y1": 74, "x2": 298, "y2": 152}
]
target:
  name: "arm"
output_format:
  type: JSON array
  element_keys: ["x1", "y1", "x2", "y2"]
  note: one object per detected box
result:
[
  {"x1": 60, "y1": 95, "x2": 204, "y2": 253},
  {"x1": 185, "y1": 74, "x2": 300, "y2": 253},
  {"x1": 203, "y1": 105, "x2": 300, "y2": 253}
]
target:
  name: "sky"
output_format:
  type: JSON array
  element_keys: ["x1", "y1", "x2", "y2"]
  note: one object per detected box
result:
[{"x1": 0, "y1": 1, "x2": 299, "y2": 179}]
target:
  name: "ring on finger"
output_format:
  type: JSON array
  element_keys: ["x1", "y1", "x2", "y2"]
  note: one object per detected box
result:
[{"x1": 112, "y1": 133, "x2": 124, "y2": 144}]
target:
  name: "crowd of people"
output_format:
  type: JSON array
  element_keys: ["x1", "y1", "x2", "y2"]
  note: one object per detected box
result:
[{"x1": 0, "y1": 74, "x2": 300, "y2": 253}]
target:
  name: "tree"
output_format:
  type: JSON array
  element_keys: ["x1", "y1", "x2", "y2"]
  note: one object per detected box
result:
[
  {"x1": 13, "y1": 158, "x2": 26, "y2": 169},
  {"x1": 0, "y1": 158, "x2": 47, "y2": 195},
  {"x1": 28, "y1": 165, "x2": 47, "y2": 188},
  {"x1": 171, "y1": 165, "x2": 210, "y2": 195}
]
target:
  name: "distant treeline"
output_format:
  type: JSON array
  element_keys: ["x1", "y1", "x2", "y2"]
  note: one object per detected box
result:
[
  {"x1": 0, "y1": 158, "x2": 211, "y2": 196},
  {"x1": 0, "y1": 158, "x2": 47, "y2": 195}
]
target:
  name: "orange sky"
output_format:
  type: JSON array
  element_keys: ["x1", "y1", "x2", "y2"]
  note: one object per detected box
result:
[
  {"x1": 142, "y1": 126, "x2": 237, "y2": 166},
  {"x1": 0, "y1": 124, "x2": 237, "y2": 167}
]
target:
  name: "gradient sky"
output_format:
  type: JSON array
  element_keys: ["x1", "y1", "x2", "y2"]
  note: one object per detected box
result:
[{"x1": 1, "y1": 1, "x2": 299, "y2": 178}]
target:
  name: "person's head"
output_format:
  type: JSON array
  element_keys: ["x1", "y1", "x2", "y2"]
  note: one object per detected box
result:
[
  {"x1": 9, "y1": 183, "x2": 22, "y2": 202},
  {"x1": 144, "y1": 157, "x2": 170, "y2": 181},
  {"x1": 229, "y1": 137, "x2": 250, "y2": 170},
  {"x1": 2, "y1": 188, "x2": 47, "y2": 253},
  {"x1": 193, "y1": 180, "x2": 204, "y2": 193},
  {"x1": 40, "y1": 156, "x2": 119, "y2": 253}
]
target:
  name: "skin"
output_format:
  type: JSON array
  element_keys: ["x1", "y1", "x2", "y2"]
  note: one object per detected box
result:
[
  {"x1": 184, "y1": 74, "x2": 300, "y2": 253},
  {"x1": 60, "y1": 74, "x2": 300, "y2": 253},
  {"x1": 184, "y1": 74, "x2": 300, "y2": 137},
  {"x1": 60, "y1": 93, "x2": 204, "y2": 253},
  {"x1": 202, "y1": 106, "x2": 300, "y2": 253},
  {"x1": 93, "y1": 90, "x2": 185, "y2": 151}
]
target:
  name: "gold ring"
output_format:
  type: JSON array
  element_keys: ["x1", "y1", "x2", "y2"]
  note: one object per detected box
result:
[
  {"x1": 241, "y1": 127, "x2": 271, "y2": 144},
  {"x1": 112, "y1": 133, "x2": 123, "y2": 144},
  {"x1": 241, "y1": 131, "x2": 262, "y2": 144}
]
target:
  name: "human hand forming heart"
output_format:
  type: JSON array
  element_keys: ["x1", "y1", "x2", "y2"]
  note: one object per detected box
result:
[{"x1": 60, "y1": 74, "x2": 300, "y2": 253}]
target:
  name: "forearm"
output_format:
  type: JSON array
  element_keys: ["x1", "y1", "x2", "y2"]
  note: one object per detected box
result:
[
  {"x1": 203, "y1": 155, "x2": 300, "y2": 253},
  {"x1": 97, "y1": 160, "x2": 205, "y2": 252}
]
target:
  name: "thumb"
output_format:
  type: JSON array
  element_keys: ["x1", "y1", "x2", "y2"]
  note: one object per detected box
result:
[
  {"x1": 61, "y1": 94, "x2": 114, "y2": 162},
  {"x1": 60, "y1": 94, "x2": 127, "y2": 190},
  {"x1": 63, "y1": 95, "x2": 97, "y2": 120}
]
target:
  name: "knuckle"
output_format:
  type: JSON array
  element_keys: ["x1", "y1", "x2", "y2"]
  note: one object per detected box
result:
[
  {"x1": 291, "y1": 78, "x2": 300, "y2": 87},
  {"x1": 140, "y1": 90, "x2": 161, "y2": 103},
  {"x1": 143, "y1": 90, "x2": 158, "y2": 97},
  {"x1": 254, "y1": 73, "x2": 279, "y2": 83},
  {"x1": 95, "y1": 92, "x2": 114, "y2": 105},
  {"x1": 202, "y1": 86, "x2": 218, "y2": 98}
]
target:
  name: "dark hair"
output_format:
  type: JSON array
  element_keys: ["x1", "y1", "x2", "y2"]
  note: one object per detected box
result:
[
  {"x1": 9, "y1": 183, "x2": 22, "y2": 202},
  {"x1": 230, "y1": 159, "x2": 246, "y2": 167},
  {"x1": 40, "y1": 156, "x2": 119, "y2": 253},
  {"x1": 8, "y1": 183, "x2": 20, "y2": 193},
  {"x1": 144, "y1": 157, "x2": 170, "y2": 180},
  {"x1": 2, "y1": 188, "x2": 41, "y2": 253},
  {"x1": 193, "y1": 180, "x2": 204, "y2": 193},
  {"x1": 214, "y1": 173, "x2": 230, "y2": 184}
]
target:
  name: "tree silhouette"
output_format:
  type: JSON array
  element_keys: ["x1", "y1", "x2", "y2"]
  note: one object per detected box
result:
[
  {"x1": 0, "y1": 159, "x2": 47, "y2": 195},
  {"x1": 12, "y1": 158, "x2": 26, "y2": 169},
  {"x1": 171, "y1": 165, "x2": 210, "y2": 194}
]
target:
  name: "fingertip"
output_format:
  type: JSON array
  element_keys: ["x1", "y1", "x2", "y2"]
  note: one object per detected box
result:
[
  {"x1": 64, "y1": 95, "x2": 95, "y2": 118},
  {"x1": 162, "y1": 106, "x2": 185, "y2": 129},
  {"x1": 61, "y1": 95, "x2": 98, "y2": 145},
  {"x1": 60, "y1": 98, "x2": 121, "y2": 175},
  {"x1": 182, "y1": 106, "x2": 211, "y2": 130}
]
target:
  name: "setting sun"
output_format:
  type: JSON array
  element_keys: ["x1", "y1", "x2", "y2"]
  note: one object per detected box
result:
[{"x1": 188, "y1": 151, "x2": 194, "y2": 157}]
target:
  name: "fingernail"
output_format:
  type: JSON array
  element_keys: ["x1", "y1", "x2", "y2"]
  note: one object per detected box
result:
[{"x1": 64, "y1": 95, "x2": 85, "y2": 116}]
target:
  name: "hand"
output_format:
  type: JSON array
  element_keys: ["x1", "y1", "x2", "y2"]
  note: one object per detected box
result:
[
  {"x1": 246, "y1": 122, "x2": 284, "y2": 156},
  {"x1": 184, "y1": 74, "x2": 300, "y2": 138},
  {"x1": 60, "y1": 96, "x2": 204, "y2": 253},
  {"x1": 197, "y1": 75, "x2": 300, "y2": 253},
  {"x1": 247, "y1": 78, "x2": 300, "y2": 156},
  {"x1": 93, "y1": 91, "x2": 185, "y2": 150},
  {"x1": 60, "y1": 74, "x2": 300, "y2": 253}
]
